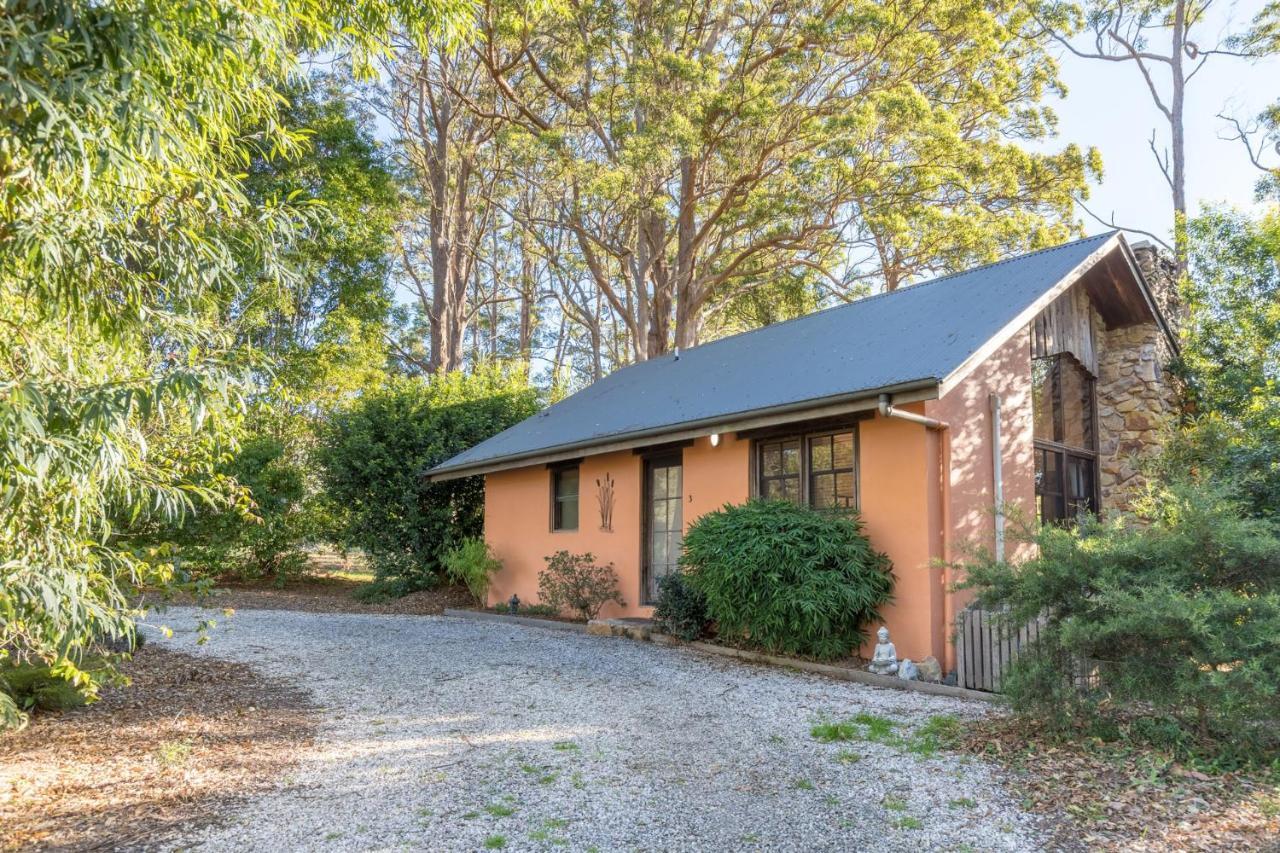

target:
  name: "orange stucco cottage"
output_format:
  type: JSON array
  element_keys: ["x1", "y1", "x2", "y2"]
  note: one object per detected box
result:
[{"x1": 428, "y1": 232, "x2": 1178, "y2": 675}]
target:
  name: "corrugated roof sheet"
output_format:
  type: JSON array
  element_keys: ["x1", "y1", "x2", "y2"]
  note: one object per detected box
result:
[{"x1": 430, "y1": 231, "x2": 1118, "y2": 477}]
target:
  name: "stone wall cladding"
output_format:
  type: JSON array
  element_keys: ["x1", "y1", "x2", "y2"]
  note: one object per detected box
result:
[{"x1": 1095, "y1": 245, "x2": 1181, "y2": 510}]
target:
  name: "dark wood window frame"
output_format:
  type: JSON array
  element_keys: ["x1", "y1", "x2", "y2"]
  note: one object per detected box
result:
[
  {"x1": 549, "y1": 463, "x2": 580, "y2": 532},
  {"x1": 749, "y1": 424, "x2": 861, "y2": 511},
  {"x1": 640, "y1": 450, "x2": 684, "y2": 606},
  {"x1": 1032, "y1": 353, "x2": 1100, "y2": 524}
]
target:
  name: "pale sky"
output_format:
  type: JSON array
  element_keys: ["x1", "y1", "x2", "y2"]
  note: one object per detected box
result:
[{"x1": 1048, "y1": 0, "x2": 1278, "y2": 245}]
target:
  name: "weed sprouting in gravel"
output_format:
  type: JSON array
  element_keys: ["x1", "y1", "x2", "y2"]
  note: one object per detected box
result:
[
  {"x1": 552, "y1": 741, "x2": 579, "y2": 752},
  {"x1": 893, "y1": 816, "x2": 923, "y2": 830},
  {"x1": 791, "y1": 778, "x2": 815, "y2": 790},
  {"x1": 949, "y1": 797, "x2": 977, "y2": 809},
  {"x1": 810, "y1": 719, "x2": 859, "y2": 742},
  {"x1": 484, "y1": 802, "x2": 516, "y2": 817},
  {"x1": 156, "y1": 740, "x2": 193, "y2": 767},
  {"x1": 882, "y1": 795, "x2": 907, "y2": 812},
  {"x1": 483, "y1": 834, "x2": 507, "y2": 849}
]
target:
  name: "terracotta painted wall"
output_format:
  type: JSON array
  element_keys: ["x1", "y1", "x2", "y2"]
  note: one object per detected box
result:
[
  {"x1": 926, "y1": 326, "x2": 1036, "y2": 670},
  {"x1": 484, "y1": 434, "x2": 750, "y2": 618},
  {"x1": 856, "y1": 411, "x2": 939, "y2": 665}
]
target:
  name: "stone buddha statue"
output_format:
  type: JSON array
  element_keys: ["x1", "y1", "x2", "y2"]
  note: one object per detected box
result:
[{"x1": 867, "y1": 626, "x2": 898, "y2": 675}]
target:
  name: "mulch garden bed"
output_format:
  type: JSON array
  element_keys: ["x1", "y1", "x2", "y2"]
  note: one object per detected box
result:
[
  {"x1": 0, "y1": 646, "x2": 316, "y2": 852},
  {"x1": 160, "y1": 576, "x2": 474, "y2": 617},
  {"x1": 960, "y1": 716, "x2": 1280, "y2": 851}
]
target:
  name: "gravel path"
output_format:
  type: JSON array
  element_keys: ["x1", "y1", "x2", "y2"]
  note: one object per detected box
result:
[{"x1": 146, "y1": 607, "x2": 1042, "y2": 852}]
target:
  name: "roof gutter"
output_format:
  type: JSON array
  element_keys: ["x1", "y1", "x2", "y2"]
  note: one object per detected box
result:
[{"x1": 426, "y1": 378, "x2": 940, "y2": 482}]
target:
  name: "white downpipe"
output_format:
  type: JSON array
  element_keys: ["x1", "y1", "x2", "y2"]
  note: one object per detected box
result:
[
  {"x1": 990, "y1": 393, "x2": 1005, "y2": 562},
  {"x1": 876, "y1": 394, "x2": 946, "y2": 431}
]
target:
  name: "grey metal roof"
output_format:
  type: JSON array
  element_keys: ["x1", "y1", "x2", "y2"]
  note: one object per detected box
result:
[{"x1": 430, "y1": 231, "x2": 1120, "y2": 478}]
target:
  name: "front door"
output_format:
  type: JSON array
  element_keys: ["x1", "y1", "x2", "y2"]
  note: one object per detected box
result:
[{"x1": 643, "y1": 454, "x2": 683, "y2": 605}]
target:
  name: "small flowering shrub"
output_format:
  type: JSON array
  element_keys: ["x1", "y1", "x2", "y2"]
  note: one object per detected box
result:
[{"x1": 538, "y1": 551, "x2": 625, "y2": 621}]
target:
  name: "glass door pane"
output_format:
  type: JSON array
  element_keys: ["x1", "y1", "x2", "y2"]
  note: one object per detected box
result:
[{"x1": 644, "y1": 457, "x2": 683, "y2": 604}]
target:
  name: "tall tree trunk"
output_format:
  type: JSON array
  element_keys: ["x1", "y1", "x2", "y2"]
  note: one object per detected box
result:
[{"x1": 1170, "y1": 1, "x2": 1188, "y2": 276}]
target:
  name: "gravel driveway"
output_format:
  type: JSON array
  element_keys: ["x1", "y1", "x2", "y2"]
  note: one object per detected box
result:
[{"x1": 147, "y1": 608, "x2": 1042, "y2": 852}]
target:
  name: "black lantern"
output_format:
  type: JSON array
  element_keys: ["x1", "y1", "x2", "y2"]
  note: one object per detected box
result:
[{"x1": 508, "y1": 594, "x2": 520, "y2": 614}]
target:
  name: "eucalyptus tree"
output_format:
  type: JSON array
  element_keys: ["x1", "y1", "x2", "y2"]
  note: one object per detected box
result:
[
  {"x1": 477, "y1": 0, "x2": 1095, "y2": 358},
  {"x1": 378, "y1": 38, "x2": 507, "y2": 375},
  {"x1": 0, "y1": 0, "x2": 464, "y2": 729},
  {"x1": 1033, "y1": 0, "x2": 1276, "y2": 266}
]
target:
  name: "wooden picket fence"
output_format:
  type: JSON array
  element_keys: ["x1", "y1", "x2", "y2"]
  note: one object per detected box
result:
[{"x1": 956, "y1": 605, "x2": 1045, "y2": 693}]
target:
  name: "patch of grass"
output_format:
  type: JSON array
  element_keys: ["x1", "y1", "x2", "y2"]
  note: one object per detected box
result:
[
  {"x1": 156, "y1": 740, "x2": 193, "y2": 767},
  {"x1": 1259, "y1": 794, "x2": 1280, "y2": 819},
  {"x1": 949, "y1": 797, "x2": 977, "y2": 810},
  {"x1": 483, "y1": 834, "x2": 507, "y2": 849},
  {"x1": 323, "y1": 831, "x2": 343, "y2": 841},
  {"x1": 852, "y1": 712, "x2": 897, "y2": 742},
  {"x1": 462, "y1": 811, "x2": 481, "y2": 820},
  {"x1": 791, "y1": 778, "x2": 815, "y2": 790},
  {"x1": 893, "y1": 816, "x2": 923, "y2": 830},
  {"x1": 823, "y1": 794, "x2": 840, "y2": 807},
  {"x1": 812, "y1": 711, "x2": 967, "y2": 759},
  {"x1": 882, "y1": 795, "x2": 908, "y2": 812},
  {"x1": 767, "y1": 734, "x2": 785, "y2": 745},
  {"x1": 551, "y1": 741, "x2": 579, "y2": 752},
  {"x1": 811, "y1": 720, "x2": 860, "y2": 742},
  {"x1": 907, "y1": 714, "x2": 963, "y2": 757},
  {"x1": 484, "y1": 803, "x2": 516, "y2": 817},
  {"x1": 835, "y1": 749, "x2": 862, "y2": 764}
]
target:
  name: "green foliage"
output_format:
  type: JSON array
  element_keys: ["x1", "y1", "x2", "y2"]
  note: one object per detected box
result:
[
  {"x1": 0, "y1": 0, "x2": 466, "y2": 730},
  {"x1": 485, "y1": 0, "x2": 1097, "y2": 357},
  {"x1": 173, "y1": 437, "x2": 312, "y2": 584},
  {"x1": 681, "y1": 501, "x2": 893, "y2": 660},
  {"x1": 442, "y1": 538, "x2": 503, "y2": 604},
  {"x1": 317, "y1": 366, "x2": 540, "y2": 590},
  {"x1": 1179, "y1": 205, "x2": 1280, "y2": 520},
  {"x1": 537, "y1": 552, "x2": 625, "y2": 621},
  {"x1": 651, "y1": 573, "x2": 710, "y2": 641},
  {"x1": 1, "y1": 657, "x2": 112, "y2": 715},
  {"x1": 961, "y1": 479, "x2": 1280, "y2": 767}
]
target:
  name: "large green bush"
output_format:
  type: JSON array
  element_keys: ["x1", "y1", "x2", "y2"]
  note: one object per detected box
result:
[
  {"x1": 962, "y1": 479, "x2": 1280, "y2": 768},
  {"x1": 172, "y1": 435, "x2": 313, "y2": 584},
  {"x1": 681, "y1": 500, "x2": 893, "y2": 660},
  {"x1": 317, "y1": 366, "x2": 539, "y2": 591}
]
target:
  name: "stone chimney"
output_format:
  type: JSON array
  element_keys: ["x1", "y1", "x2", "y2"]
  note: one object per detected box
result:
[{"x1": 1094, "y1": 242, "x2": 1181, "y2": 511}]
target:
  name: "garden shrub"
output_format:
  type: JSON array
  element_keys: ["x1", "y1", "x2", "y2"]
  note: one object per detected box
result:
[
  {"x1": 961, "y1": 478, "x2": 1280, "y2": 768},
  {"x1": 443, "y1": 538, "x2": 503, "y2": 604},
  {"x1": 652, "y1": 572, "x2": 709, "y2": 641},
  {"x1": 173, "y1": 435, "x2": 312, "y2": 585},
  {"x1": 681, "y1": 500, "x2": 893, "y2": 660},
  {"x1": 317, "y1": 365, "x2": 539, "y2": 591},
  {"x1": 0, "y1": 657, "x2": 112, "y2": 714},
  {"x1": 538, "y1": 551, "x2": 624, "y2": 621}
]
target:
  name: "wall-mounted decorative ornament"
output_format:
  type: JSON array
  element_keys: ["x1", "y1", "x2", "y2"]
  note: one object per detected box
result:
[{"x1": 596, "y1": 473, "x2": 615, "y2": 531}]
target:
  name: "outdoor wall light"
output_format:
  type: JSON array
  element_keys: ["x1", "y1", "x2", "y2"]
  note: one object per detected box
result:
[{"x1": 710, "y1": 432, "x2": 721, "y2": 447}]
